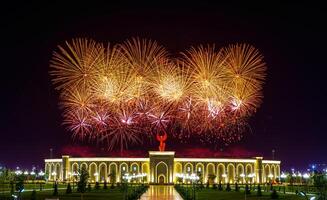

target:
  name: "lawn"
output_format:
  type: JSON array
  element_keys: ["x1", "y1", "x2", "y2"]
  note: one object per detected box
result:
[
  {"x1": 0, "y1": 186, "x2": 142, "y2": 200},
  {"x1": 195, "y1": 189, "x2": 305, "y2": 200}
]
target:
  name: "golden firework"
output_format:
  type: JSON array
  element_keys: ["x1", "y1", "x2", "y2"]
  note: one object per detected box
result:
[{"x1": 50, "y1": 38, "x2": 267, "y2": 150}]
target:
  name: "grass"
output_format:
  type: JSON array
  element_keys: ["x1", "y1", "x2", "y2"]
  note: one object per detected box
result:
[
  {"x1": 195, "y1": 189, "x2": 305, "y2": 200},
  {"x1": 0, "y1": 185, "x2": 143, "y2": 200}
]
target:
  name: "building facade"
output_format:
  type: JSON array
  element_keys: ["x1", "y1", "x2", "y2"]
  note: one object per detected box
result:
[{"x1": 45, "y1": 151, "x2": 280, "y2": 184}]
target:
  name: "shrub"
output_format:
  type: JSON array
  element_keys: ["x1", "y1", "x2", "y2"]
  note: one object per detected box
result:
[
  {"x1": 226, "y1": 182, "x2": 231, "y2": 191},
  {"x1": 212, "y1": 183, "x2": 217, "y2": 189},
  {"x1": 235, "y1": 182, "x2": 239, "y2": 191},
  {"x1": 271, "y1": 189, "x2": 279, "y2": 199},
  {"x1": 245, "y1": 184, "x2": 251, "y2": 194},
  {"x1": 87, "y1": 183, "x2": 92, "y2": 192},
  {"x1": 30, "y1": 190, "x2": 37, "y2": 200},
  {"x1": 77, "y1": 168, "x2": 89, "y2": 193},
  {"x1": 66, "y1": 183, "x2": 72, "y2": 194},
  {"x1": 110, "y1": 183, "x2": 115, "y2": 189},
  {"x1": 53, "y1": 182, "x2": 58, "y2": 196},
  {"x1": 206, "y1": 181, "x2": 209, "y2": 188},
  {"x1": 103, "y1": 180, "x2": 108, "y2": 189},
  {"x1": 95, "y1": 182, "x2": 100, "y2": 190},
  {"x1": 218, "y1": 181, "x2": 223, "y2": 191},
  {"x1": 257, "y1": 184, "x2": 262, "y2": 196}
]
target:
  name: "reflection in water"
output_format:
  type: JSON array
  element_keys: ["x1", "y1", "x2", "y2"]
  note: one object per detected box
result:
[{"x1": 140, "y1": 185, "x2": 183, "y2": 200}]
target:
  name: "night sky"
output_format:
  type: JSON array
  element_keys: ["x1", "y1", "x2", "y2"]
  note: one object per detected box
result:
[{"x1": 1, "y1": 2, "x2": 326, "y2": 171}]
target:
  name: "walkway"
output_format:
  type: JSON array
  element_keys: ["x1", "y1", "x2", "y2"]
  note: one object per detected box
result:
[{"x1": 140, "y1": 185, "x2": 183, "y2": 200}]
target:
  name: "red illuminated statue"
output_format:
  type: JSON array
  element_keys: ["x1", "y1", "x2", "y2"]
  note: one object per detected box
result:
[{"x1": 156, "y1": 132, "x2": 167, "y2": 151}]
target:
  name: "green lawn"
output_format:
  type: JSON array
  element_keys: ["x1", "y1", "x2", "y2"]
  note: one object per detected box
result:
[
  {"x1": 0, "y1": 187, "x2": 133, "y2": 200},
  {"x1": 195, "y1": 189, "x2": 305, "y2": 200}
]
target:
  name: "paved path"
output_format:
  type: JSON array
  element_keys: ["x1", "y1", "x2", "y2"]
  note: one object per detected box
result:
[{"x1": 140, "y1": 185, "x2": 183, "y2": 200}]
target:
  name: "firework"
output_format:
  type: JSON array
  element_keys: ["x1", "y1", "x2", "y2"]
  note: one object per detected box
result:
[{"x1": 50, "y1": 38, "x2": 266, "y2": 150}]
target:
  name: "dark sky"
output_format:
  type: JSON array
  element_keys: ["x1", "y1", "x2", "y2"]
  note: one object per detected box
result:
[{"x1": 1, "y1": 2, "x2": 326, "y2": 171}]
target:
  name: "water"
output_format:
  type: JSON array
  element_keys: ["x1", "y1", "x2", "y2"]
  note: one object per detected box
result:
[{"x1": 140, "y1": 185, "x2": 183, "y2": 200}]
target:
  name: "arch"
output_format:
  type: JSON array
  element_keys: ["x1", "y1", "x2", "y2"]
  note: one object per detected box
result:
[
  {"x1": 156, "y1": 161, "x2": 168, "y2": 184},
  {"x1": 119, "y1": 162, "x2": 128, "y2": 181},
  {"x1": 158, "y1": 174, "x2": 166, "y2": 184},
  {"x1": 236, "y1": 164, "x2": 244, "y2": 183},
  {"x1": 206, "y1": 163, "x2": 216, "y2": 184},
  {"x1": 195, "y1": 163, "x2": 205, "y2": 183},
  {"x1": 141, "y1": 163, "x2": 150, "y2": 183},
  {"x1": 227, "y1": 164, "x2": 235, "y2": 183},
  {"x1": 109, "y1": 163, "x2": 118, "y2": 183},
  {"x1": 184, "y1": 162, "x2": 193, "y2": 174},
  {"x1": 99, "y1": 162, "x2": 107, "y2": 182},
  {"x1": 245, "y1": 164, "x2": 253, "y2": 176},
  {"x1": 89, "y1": 162, "x2": 98, "y2": 182},
  {"x1": 55, "y1": 163, "x2": 61, "y2": 181},
  {"x1": 217, "y1": 163, "x2": 225, "y2": 183},
  {"x1": 276, "y1": 165, "x2": 280, "y2": 178},
  {"x1": 81, "y1": 162, "x2": 88, "y2": 170},
  {"x1": 264, "y1": 164, "x2": 271, "y2": 182},
  {"x1": 45, "y1": 163, "x2": 51, "y2": 180},
  {"x1": 130, "y1": 162, "x2": 139, "y2": 174},
  {"x1": 51, "y1": 163, "x2": 55, "y2": 180},
  {"x1": 271, "y1": 165, "x2": 276, "y2": 180},
  {"x1": 174, "y1": 162, "x2": 183, "y2": 183},
  {"x1": 72, "y1": 163, "x2": 79, "y2": 173}
]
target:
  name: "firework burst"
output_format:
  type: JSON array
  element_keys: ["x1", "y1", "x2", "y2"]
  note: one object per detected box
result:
[{"x1": 50, "y1": 38, "x2": 266, "y2": 151}]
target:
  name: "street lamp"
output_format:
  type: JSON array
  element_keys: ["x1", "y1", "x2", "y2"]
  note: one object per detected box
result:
[
  {"x1": 240, "y1": 173, "x2": 245, "y2": 183},
  {"x1": 38, "y1": 170, "x2": 45, "y2": 191},
  {"x1": 72, "y1": 172, "x2": 78, "y2": 190},
  {"x1": 222, "y1": 174, "x2": 227, "y2": 184},
  {"x1": 94, "y1": 172, "x2": 99, "y2": 182},
  {"x1": 51, "y1": 172, "x2": 57, "y2": 181}
]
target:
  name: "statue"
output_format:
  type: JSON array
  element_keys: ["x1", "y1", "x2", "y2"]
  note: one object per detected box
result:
[{"x1": 156, "y1": 132, "x2": 167, "y2": 151}]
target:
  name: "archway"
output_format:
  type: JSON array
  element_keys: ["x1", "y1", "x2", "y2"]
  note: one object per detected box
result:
[
  {"x1": 196, "y1": 163, "x2": 205, "y2": 183},
  {"x1": 141, "y1": 163, "x2": 149, "y2": 183},
  {"x1": 81, "y1": 163, "x2": 88, "y2": 170},
  {"x1": 109, "y1": 163, "x2": 118, "y2": 183},
  {"x1": 99, "y1": 163, "x2": 107, "y2": 182},
  {"x1": 89, "y1": 163, "x2": 97, "y2": 182},
  {"x1": 264, "y1": 165, "x2": 271, "y2": 183},
  {"x1": 156, "y1": 161, "x2": 168, "y2": 184},
  {"x1": 45, "y1": 164, "x2": 51, "y2": 180},
  {"x1": 246, "y1": 164, "x2": 253, "y2": 183},
  {"x1": 119, "y1": 163, "x2": 128, "y2": 182},
  {"x1": 55, "y1": 163, "x2": 61, "y2": 181},
  {"x1": 271, "y1": 165, "x2": 276, "y2": 181},
  {"x1": 158, "y1": 174, "x2": 165, "y2": 184},
  {"x1": 184, "y1": 163, "x2": 193, "y2": 174},
  {"x1": 174, "y1": 162, "x2": 182, "y2": 183},
  {"x1": 236, "y1": 164, "x2": 244, "y2": 183},
  {"x1": 217, "y1": 164, "x2": 225, "y2": 183},
  {"x1": 206, "y1": 163, "x2": 215, "y2": 184},
  {"x1": 227, "y1": 164, "x2": 235, "y2": 183}
]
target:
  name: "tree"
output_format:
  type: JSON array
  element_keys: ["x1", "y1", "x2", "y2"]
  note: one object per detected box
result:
[
  {"x1": 226, "y1": 182, "x2": 231, "y2": 191},
  {"x1": 77, "y1": 168, "x2": 89, "y2": 200},
  {"x1": 66, "y1": 183, "x2": 72, "y2": 194},
  {"x1": 15, "y1": 175, "x2": 24, "y2": 193},
  {"x1": 109, "y1": 170, "x2": 116, "y2": 183},
  {"x1": 271, "y1": 189, "x2": 279, "y2": 199},
  {"x1": 313, "y1": 171, "x2": 327, "y2": 199},
  {"x1": 208, "y1": 174, "x2": 216, "y2": 185},
  {"x1": 235, "y1": 182, "x2": 239, "y2": 191},
  {"x1": 53, "y1": 182, "x2": 58, "y2": 196},
  {"x1": 94, "y1": 182, "x2": 100, "y2": 190},
  {"x1": 30, "y1": 190, "x2": 37, "y2": 200},
  {"x1": 88, "y1": 183, "x2": 92, "y2": 192},
  {"x1": 103, "y1": 180, "x2": 108, "y2": 189},
  {"x1": 257, "y1": 184, "x2": 262, "y2": 196},
  {"x1": 245, "y1": 184, "x2": 251, "y2": 194},
  {"x1": 218, "y1": 181, "x2": 223, "y2": 191}
]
